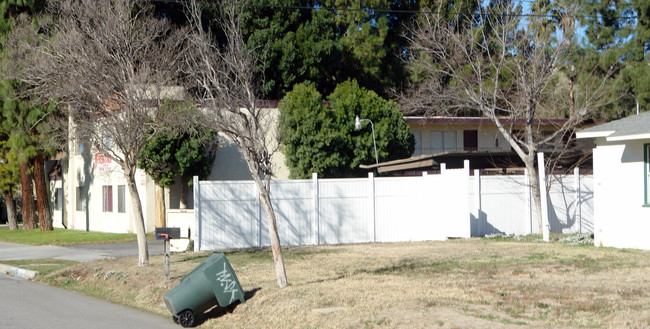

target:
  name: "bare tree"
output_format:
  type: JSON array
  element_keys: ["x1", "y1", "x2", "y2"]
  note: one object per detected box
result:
[
  {"x1": 400, "y1": 2, "x2": 613, "y2": 234},
  {"x1": 184, "y1": 0, "x2": 288, "y2": 287},
  {"x1": 7, "y1": 0, "x2": 188, "y2": 265}
]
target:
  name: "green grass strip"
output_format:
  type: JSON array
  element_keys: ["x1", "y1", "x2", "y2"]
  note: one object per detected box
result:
[
  {"x1": 0, "y1": 227, "x2": 138, "y2": 246},
  {"x1": 1, "y1": 258, "x2": 79, "y2": 276}
]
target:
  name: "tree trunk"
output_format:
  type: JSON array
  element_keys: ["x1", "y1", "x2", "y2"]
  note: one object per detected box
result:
[
  {"x1": 155, "y1": 183, "x2": 166, "y2": 227},
  {"x1": 126, "y1": 170, "x2": 149, "y2": 266},
  {"x1": 569, "y1": 79, "x2": 575, "y2": 115},
  {"x1": 4, "y1": 190, "x2": 18, "y2": 230},
  {"x1": 252, "y1": 174, "x2": 288, "y2": 288},
  {"x1": 19, "y1": 161, "x2": 36, "y2": 230},
  {"x1": 525, "y1": 161, "x2": 544, "y2": 235},
  {"x1": 34, "y1": 154, "x2": 53, "y2": 231}
]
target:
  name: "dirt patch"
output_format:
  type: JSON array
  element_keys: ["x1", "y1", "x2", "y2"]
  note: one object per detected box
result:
[{"x1": 39, "y1": 239, "x2": 650, "y2": 328}]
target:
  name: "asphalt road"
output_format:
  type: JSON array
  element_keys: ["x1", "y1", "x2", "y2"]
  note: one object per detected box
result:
[{"x1": 0, "y1": 273, "x2": 179, "y2": 329}]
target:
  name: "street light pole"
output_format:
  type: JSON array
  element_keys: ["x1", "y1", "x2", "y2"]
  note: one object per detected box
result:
[{"x1": 355, "y1": 115, "x2": 378, "y2": 165}]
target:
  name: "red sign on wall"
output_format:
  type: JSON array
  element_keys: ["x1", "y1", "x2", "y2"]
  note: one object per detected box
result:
[{"x1": 95, "y1": 153, "x2": 113, "y2": 172}]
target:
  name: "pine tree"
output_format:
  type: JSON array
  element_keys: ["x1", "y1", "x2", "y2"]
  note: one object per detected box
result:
[
  {"x1": 0, "y1": 0, "x2": 53, "y2": 230},
  {"x1": 0, "y1": 139, "x2": 19, "y2": 230},
  {"x1": 580, "y1": 1, "x2": 650, "y2": 118}
]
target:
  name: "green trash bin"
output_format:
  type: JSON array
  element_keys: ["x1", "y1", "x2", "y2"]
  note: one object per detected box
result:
[{"x1": 164, "y1": 252, "x2": 245, "y2": 327}]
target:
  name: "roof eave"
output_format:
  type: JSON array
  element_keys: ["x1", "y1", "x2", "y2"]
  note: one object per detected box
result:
[
  {"x1": 575, "y1": 131, "x2": 614, "y2": 139},
  {"x1": 606, "y1": 133, "x2": 650, "y2": 142}
]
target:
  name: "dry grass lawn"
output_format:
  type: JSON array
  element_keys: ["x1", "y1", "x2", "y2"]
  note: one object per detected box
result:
[{"x1": 40, "y1": 238, "x2": 650, "y2": 329}]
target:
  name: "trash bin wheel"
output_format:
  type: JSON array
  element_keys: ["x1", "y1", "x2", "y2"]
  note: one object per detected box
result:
[{"x1": 177, "y1": 310, "x2": 195, "y2": 328}]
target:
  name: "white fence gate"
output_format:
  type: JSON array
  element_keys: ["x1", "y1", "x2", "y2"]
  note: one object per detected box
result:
[{"x1": 193, "y1": 163, "x2": 593, "y2": 251}]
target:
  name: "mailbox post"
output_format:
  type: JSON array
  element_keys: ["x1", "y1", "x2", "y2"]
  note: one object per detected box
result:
[{"x1": 155, "y1": 227, "x2": 181, "y2": 279}]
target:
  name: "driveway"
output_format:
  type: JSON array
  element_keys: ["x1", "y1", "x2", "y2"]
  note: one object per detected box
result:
[
  {"x1": 68, "y1": 240, "x2": 165, "y2": 258},
  {"x1": 0, "y1": 273, "x2": 178, "y2": 329},
  {"x1": 0, "y1": 241, "x2": 165, "y2": 262}
]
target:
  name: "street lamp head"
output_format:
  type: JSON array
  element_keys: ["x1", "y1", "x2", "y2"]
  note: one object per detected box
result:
[
  {"x1": 352, "y1": 115, "x2": 379, "y2": 165},
  {"x1": 354, "y1": 115, "x2": 362, "y2": 130}
]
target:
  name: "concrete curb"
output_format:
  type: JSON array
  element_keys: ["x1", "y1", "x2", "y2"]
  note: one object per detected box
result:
[{"x1": 0, "y1": 263, "x2": 39, "y2": 280}]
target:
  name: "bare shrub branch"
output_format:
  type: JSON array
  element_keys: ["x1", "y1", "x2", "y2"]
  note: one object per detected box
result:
[
  {"x1": 184, "y1": 0, "x2": 288, "y2": 287},
  {"x1": 7, "y1": 0, "x2": 189, "y2": 266},
  {"x1": 400, "y1": 2, "x2": 614, "y2": 233}
]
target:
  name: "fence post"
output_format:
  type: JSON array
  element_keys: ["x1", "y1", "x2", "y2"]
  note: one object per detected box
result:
[
  {"x1": 368, "y1": 172, "x2": 376, "y2": 242},
  {"x1": 473, "y1": 169, "x2": 481, "y2": 237},
  {"x1": 574, "y1": 167, "x2": 581, "y2": 233},
  {"x1": 524, "y1": 169, "x2": 532, "y2": 234},
  {"x1": 537, "y1": 152, "x2": 550, "y2": 242},
  {"x1": 256, "y1": 182, "x2": 262, "y2": 247},
  {"x1": 193, "y1": 176, "x2": 200, "y2": 251},
  {"x1": 312, "y1": 173, "x2": 319, "y2": 245},
  {"x1": 463, "y1": 160, "x2": 471, "y2": 238}
]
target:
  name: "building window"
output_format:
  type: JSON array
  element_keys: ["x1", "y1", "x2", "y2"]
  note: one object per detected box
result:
[
  {"x1": 103, "y1": 185, "x2": 113, "y2": 212},
  {"x1": 117, "y1": 185, "x2": 126, "y2": 213},
  {"x1": 76, "y1": 187, "x2": 86, "y2": 211},
  {"x1": 412, "y1": 131, "x2": 422, "y2": 156},
  {"x1": 54, "y1": 188, "x2": 63, "y2": 211},
  {"x1": 430, "y1": 130, "x2": 457, "y2": 153},
  {"x1": 463, "y1": 130, "x2": 478, "y2": 150}
]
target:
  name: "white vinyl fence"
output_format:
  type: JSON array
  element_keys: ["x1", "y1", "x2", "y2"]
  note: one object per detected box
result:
[
  {"x1": 469, "y1": 171, "x2": 593, "y2": 237},
  {"x1": 193, "y1": 162, "x2": 593, "y2": 251}
]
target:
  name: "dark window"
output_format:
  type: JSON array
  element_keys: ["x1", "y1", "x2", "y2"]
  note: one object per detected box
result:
[
  {"x1": 463, "y1": 130, "x2": 478, "y2": 150},
  {"x1": 54, "y1": 188, "x2": 63, "y2": 211},
  {"x1": 103, "y1": 186, "x2": 113, "y2": 212}
]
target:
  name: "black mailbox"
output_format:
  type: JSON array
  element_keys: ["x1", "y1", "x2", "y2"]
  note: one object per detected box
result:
[{"x1": 155, "y1": 227, "x2": 181, "y2": 240}]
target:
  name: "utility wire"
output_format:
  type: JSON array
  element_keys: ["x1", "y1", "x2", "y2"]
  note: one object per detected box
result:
[
  {"x1": 246, "y1": 3, "x2": 638, "y2": 20},
  {"x1": 150, "y1": 0, "x2": 640, "y2": 21}
]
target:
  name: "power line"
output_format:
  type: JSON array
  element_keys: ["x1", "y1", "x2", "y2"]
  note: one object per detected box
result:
[
  {"x1": 244, "y1": 3, "x2": 638, "y2": 21},
  {"x1": 150, "y1": 0, "x2": 640, "y2": 21}
]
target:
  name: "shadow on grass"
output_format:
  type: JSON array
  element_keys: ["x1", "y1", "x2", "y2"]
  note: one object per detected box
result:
[{"x1": 194, "y1": 287, "x2": 262, "y2": 326}]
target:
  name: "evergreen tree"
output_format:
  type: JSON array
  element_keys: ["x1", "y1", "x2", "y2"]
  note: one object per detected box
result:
[
  {"x1": 138, "y1": 123, "x2": 215, "y2": 218},
  {"x1": 240, "y1": 0, "x2": 475, "y2": 99},
  {"x1": 279, "y1": 80, "x2": 414, "y2": 178},
  {"x1": 0, "y1": 0, "x2": 53, "y2": 231},
  {"x1": 0, "y1": 139, "x2": 19, "y2": 230},
  {"x1": 580, "y1": 1, "x2": 650, "y2": 118},
  {"x1": 1, "y1": 84, "x2": 38, "y2": 229},
  {"x1": 241, "y1": 0, "x2": 341, "y2": 99}
]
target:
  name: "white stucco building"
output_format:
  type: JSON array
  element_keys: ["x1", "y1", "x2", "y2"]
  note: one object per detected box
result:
[
  {"x1": 53, "y1": 137, "x2": 157, "y2": 234},
  {"x1": 577, "y1": 111, "x2": 650, "y2": 250},
  {"x1": 53, "y1": 106, "x2": 289, "y2": 235}
]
